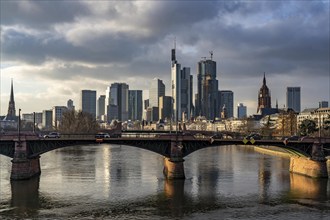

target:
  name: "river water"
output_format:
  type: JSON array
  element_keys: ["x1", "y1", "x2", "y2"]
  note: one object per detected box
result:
[{"x1": 0, "y1": 144, "x2": 330, "y2": 219}]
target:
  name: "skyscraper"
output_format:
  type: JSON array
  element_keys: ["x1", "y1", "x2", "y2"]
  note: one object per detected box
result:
[
  {"x1": 128, "y1": 90, "x2": 143, "y2": 121},
  {"x1": 195, "y1": 54, "x2": 219, "y2": 120},
  {"x1": 52, "y1": 106, "x2": 67, "y2": 128},
  {"x1": 219, "y1": 90, "x2": 234, "y2": 118},
  {"x1": 286, "y1": 87, "x2": 301, "y2": 112},
  {"x1": 237, "y1": 103, "x2": 247, "y2": 119},
  {"x1": 67, "y1": 99, "x2": 75, "y2": 111},
  {"x1": 106, "y1": 83, "x2": 129, "y2": 122},
  {"x1": 171, "y1": 47, "x2": 193, "y2": 121},
  {"x1": 81, "y1": 90, "x2": 97, "y2": 118},
  {"x1": 257, "y1": 73, "x2": 271, "y2": 113},
  {"x1": 42, "y1": 110, "x2": 53, "y2": 130},
  {"x1": 97, "y1": 95, "x2": 106, "y2": 119},
  {"x1": 149, "y1": 78, "x2": 165, "y2": 108},
  {"x1": 159, "y1": 96, "x2": 173, "y2": 121}
]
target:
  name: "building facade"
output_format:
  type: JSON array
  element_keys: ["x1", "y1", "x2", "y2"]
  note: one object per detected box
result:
[
  {"x1": 319, "y1": 101, "x2": 329, "y2": 108},
  {"x1": 149, "y1": 78, "x2": 165, "y2": 108},
  {"x1": 171, "y1": 47, "x2": 193, "y2": 121},
  {"x1": 195, "y1": 57, "x2": 219, "y2": 120},
  {"x1": 159, "y1": 96, "x2": 173, "y2": 121},
  {"x1": 97, "y1": 95, "x2": 106, "y2": 120},
  {"x1": 42, "y1": 110, "x2": 53, "y2": 130},
  {"x1": 106, "y1": 83, "x2": 129, "y2": 122},
  {"x1": 237, "y1": 103, "x2": 247, "y2": 119},
  {"x1": 52, "y1": 106, "x2": 67, "y2": 129},
  {"x1": 67, "y1": 99, "x2": 75, "y2": 111},
  {"x1": 286, "y1": 87, "x2": 301, "y2": 112},
  {"x1": 219, "y1": 90, "x2": 234, "y2": 118},
  {"x1": 128, "y1": 90, "x2": 143, "y2": 121},
  {"x1": 81, "y1": 90, "x2": 97, "y2": 118}
]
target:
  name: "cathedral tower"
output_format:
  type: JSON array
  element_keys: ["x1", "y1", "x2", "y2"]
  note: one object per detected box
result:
[
  {"x1": 7, "y1": 79, "x2": 16, "y2": 118},
  {"x1": 257, "y1": 73, "x2": 271, "y2": 113}
]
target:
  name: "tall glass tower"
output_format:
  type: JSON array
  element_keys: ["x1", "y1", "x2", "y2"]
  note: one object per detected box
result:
[
  {"x1": 171, "y1": 47, "x2": 193, "y2": 121},
  {"x1": 196, "y1": 55, "x2": 219, "y2": 120},
  {"x1": 286, "y1": 87, "x2": 301, "y2": 112},
  {"x1": 81, "y1": 90, "x2": 96, "y2": 118}
]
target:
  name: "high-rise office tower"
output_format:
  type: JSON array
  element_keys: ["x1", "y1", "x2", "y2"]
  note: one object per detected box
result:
[
  {"x1": 52, "y1": 106, "x2": 67, "y2": 128},
  {"x1": 97, "y1": 95, "x2": 106, "y2": 119},
  {"x1": 237, "y1": 103, "x2": 247, "y2": 119},
  {"x1": 219, "y1": 90, "x2": 234, "y2": 118},
  {"x1": 180, "y1": 67, "x2": 193, "y2": 121},
  {"x1": 67, "y1": 99, "x2": 75, "y2": 111},
  {"x1": 106, "y1": 83, "x2": 129, "y2": 122},
  {"x1": 149, "y1": 78, "x2": 165, "y2": 108},
  {"x1": 195, "y1": 53, "x2": 219, "y2": 120},
  {"x1": 171, "y1": 46, "x2": 193, "y2": 121},
  {"x1": 128, "y1": 90, "x2": 143, "y2": 121},
  {"x1": 286, "y1": 87, "x2": 301, "y2": 112},
  {"x1": 257, "y1": 73, "x2": 271, "y2": 113},
  {"x1": 81, "y1": 90, "x2": 97, "y2": 118},
  {"x1": 319, "y1": 101, "x2": 329, "y2": 108},
  {"x1": 42, "y1": 110, "x2": 53, "y2": 130},
  {"x1": 159, "y1": 96, "x2": 173, "y2": 120}
]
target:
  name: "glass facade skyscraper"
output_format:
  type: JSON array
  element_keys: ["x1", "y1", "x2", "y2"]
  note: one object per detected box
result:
[
  {"x1": 196, "y1": 59, "x2": 219, "y2": 119},
  {"x1": 171, "y1": 47, "x2": 193, "y2": 121},
  {"x1": 81, "y1": 90, "x2": 97, "y2": 118},
  {"x1": 286, "y1": 87, "x2": 301, "y2": 112},
  {"x1": 219, "y1": 90, "x2": 234, "y2": 118},
  {"x1": 106, "y1": 83, "x2": 129, "y2": 122},
  {"x1": 149, "y1": 78, "x2": 165, "y2": 108},
  {"x1": 128, "y1": 90, "x2": 143, "y2": 121}
]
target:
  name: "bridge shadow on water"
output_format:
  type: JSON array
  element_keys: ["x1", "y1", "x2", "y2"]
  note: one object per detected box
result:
[{"x1": 3, "y1": 168, "x2": 329, "y2": 219}]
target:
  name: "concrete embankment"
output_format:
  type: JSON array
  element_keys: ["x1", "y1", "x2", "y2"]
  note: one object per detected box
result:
[
  {"x1": 254, "y1": 146, "x2": 292, "y2": 158},
  {"x1": 254, "y1": 146, "x2": 330, "y2": 177}
]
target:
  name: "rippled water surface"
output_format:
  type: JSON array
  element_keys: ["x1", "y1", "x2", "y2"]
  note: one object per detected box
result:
[{"x1": 1, "y1": 144, "x2": 330, "y2": 219}]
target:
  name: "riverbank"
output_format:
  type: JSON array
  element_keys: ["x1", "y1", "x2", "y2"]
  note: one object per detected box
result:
[
  {"x1": 254, "y1": 146, "x2": 330, "y2": 176},
  {"x1": 254, "y1": 146, "x2": 292, "y2": 158}
]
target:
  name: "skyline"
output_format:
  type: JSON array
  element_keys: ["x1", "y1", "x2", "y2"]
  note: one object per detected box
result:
[{"x1": 1, "y1": 1, "x2": 329, "y2": 116}]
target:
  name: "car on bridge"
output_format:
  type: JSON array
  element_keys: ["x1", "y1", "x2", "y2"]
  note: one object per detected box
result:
[
  {"x1": 245, "y1": 133, "x2": 261, "y2": 140},
  {"x1": 95, "y1": 133, "x2": 110, "y2": 138},
  {"x1": 43, "y1": 132, "x2": 61, "y2": 138}
]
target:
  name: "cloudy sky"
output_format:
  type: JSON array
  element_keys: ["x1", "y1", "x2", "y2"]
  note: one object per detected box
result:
[{"x1": 1, "y1": 0, "x2": 329, "y2": 117}]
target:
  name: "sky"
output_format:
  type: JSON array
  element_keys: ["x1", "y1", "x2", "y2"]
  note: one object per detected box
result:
[{"x1": 0, "y1": 0, "x2": 329, "y2": 117}]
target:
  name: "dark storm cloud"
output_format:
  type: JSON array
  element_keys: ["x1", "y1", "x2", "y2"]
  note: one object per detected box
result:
[
  {"x1": 1, "y1": 28, "x2": 143, "y2": 65},
  {"x1": 0, "y1": 0, "x2": 91, "y2": 29},
  {"x1": 1, "y1": 0, "x2": 329, "y2": 82}
]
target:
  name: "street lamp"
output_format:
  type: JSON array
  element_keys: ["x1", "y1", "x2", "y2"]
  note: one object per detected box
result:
[{"x1": 18, "y1": 108, "x2": 21, "y2": 144}]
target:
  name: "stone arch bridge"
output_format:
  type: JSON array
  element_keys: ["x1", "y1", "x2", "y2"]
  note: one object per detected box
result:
[{"x1": 1, "y1": 133, "x2": 329, "y2": 180}]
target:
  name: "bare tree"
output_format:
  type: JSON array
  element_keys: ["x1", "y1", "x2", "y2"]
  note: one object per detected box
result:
[{"x1": 59, "y1": 110, "x2": 99, "y2": 134}]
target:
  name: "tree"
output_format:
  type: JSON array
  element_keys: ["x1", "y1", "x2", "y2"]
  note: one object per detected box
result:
[
  {"x1": 59, "y1": 110, "x2": 99, "y2": 134},
  {"x1": 298, "y1": 119, "x2": 317, "y2": 136},
  {"x1": 322, "y1": 114, "x2": 330, "y2": 137}
]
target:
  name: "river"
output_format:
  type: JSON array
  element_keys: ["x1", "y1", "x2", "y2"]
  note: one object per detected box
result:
[{"x1": 1, "y1": 144, "x2": 330, "y2": 219}]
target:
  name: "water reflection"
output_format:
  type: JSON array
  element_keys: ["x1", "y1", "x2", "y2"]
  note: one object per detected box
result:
[
  {"x1": 10, "y1": 176, "x2": 40, "y2": 217},
  {"x1": 289, "y1": 173, "x2": 328, "y2": 201},
  {"x1": 162, "y1": 179, "x2": 185, "y2": 216}
]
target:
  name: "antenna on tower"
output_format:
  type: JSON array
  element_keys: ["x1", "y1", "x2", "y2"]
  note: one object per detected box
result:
[
  {"x1": 209, "y1": 51, "x2": 213, "y2": 60},
  {"x1": 174, "y1": 37, "x2": 176, "y2": 50}
]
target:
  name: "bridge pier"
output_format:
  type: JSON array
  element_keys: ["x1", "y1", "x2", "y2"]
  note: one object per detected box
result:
[
  {"x1": 289, "y1": 142, "x2": 328, "y2": 178},
  {"x1": 163, "y1": 140, "x2": 185, "y2": 179},
  {"x1": 11, "y1": 140, "x2": 41, "y2": 180}
]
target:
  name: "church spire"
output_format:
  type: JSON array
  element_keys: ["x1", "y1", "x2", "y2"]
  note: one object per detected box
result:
[
  {"x1": 7, "y1": 79, "x2": 16, "y2": 118},
  {"x1": 263, "y1": 72, "x2": 266, "y2": 85}
]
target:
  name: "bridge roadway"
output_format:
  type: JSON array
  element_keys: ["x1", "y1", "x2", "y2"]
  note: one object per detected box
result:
[
  {"x1": 1, "y1": 133, "x2": 329, "y2": 158},
  {"x1": 1, "y1": 133, "x2": 330, "y2": 180}
]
